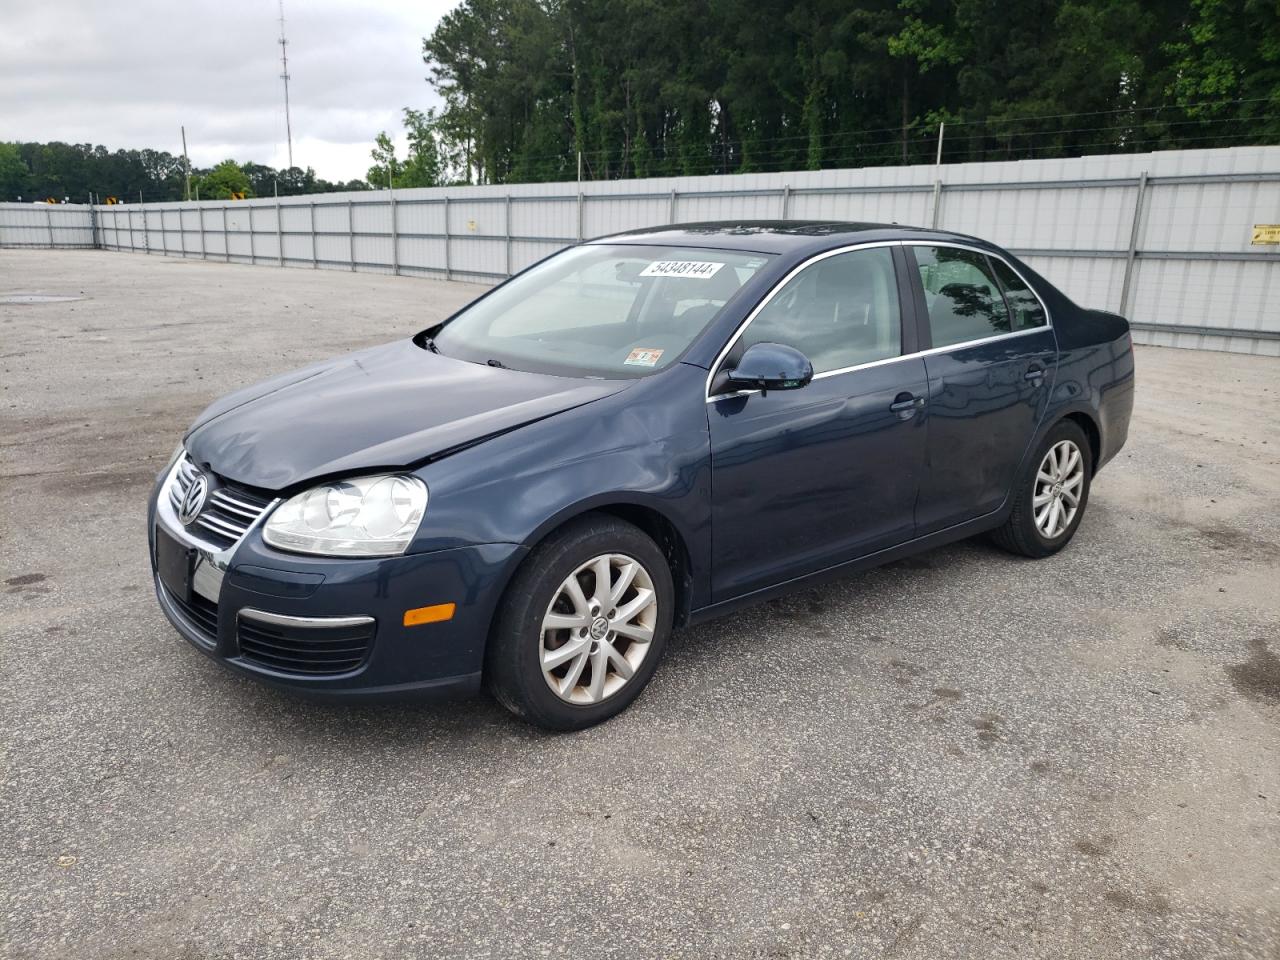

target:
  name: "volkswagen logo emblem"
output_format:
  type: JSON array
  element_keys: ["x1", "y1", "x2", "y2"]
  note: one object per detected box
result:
[{"x1": 178, "y1": 472, "x2": 210, "y2": 525}]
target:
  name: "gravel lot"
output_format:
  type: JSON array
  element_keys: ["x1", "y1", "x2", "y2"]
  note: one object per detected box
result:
[{"x1": 3, "y1": 249, "x2": 1278, "y2": 960}]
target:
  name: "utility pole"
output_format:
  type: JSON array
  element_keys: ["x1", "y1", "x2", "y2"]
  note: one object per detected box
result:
[
  {"x1": 278, "y1": 0, "x2": 294, "y2": 170},
  {"x1": 181, "y1": 125, "x2": 192, "y2": 201}
]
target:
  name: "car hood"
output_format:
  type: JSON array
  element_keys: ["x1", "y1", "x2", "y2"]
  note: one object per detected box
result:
[{"x1": 184, "y1": 339, "x2": 629, "y2": 490}]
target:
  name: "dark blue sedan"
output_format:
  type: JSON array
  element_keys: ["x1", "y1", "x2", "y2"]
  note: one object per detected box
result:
[{"x1": 149, "y1": 221, "x2": 1134, "y2": 729}]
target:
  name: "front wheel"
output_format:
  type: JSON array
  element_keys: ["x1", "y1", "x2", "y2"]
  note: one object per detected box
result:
[
  {"x1": 485, "y1": 515, "x2": 674, "y2": 730},
  {"x1": 991, "y1": 419, "x2": 1093, "y2": 558}
]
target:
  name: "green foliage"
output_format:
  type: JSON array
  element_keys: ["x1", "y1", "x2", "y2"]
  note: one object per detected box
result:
[
  {"x1": 400, "y1": 109, "x2": 445, "y2": 187},
  {"x1": 193, "y1": 159, "x2": 253, "y2": 200},
  {"x1": 367, "y1": 110, "x2": 447, "y2": 189},
  {"x1": 367, "y1": 132, "x2": 402, "y2": 188},
  {"x1": 6, "y1": 1, "x2": 1276, "y2": 202},
  {"x1": 0, "y1": 141, "x2": 369, "y2": 202},
  {"x1": 0, "y1": 142, "x2": 28, "y2": 199},
  {"x1": 419, "y1": 0, "x2": 1280, "y2": 183},
  {"x1": 1165, "y1": 0, "x2": 1280, "y2": 139}
]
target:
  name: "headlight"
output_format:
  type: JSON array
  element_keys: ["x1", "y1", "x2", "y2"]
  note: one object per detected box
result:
[{"x1": 263, "y1": 474, "x2": 427, "y2": 557}]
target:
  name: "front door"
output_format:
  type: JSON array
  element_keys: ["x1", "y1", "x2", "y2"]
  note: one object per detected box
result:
[
  {"x1": 905, "y1": 245, "x2": 1058, "y2": 534},
  {"x1": 707, "y1": 245, "x2": 928, "y2": 602}
]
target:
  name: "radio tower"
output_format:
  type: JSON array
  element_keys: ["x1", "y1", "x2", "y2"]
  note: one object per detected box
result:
[{"x1": 278, "y1": 0, "x2": 294, "y2": 170}]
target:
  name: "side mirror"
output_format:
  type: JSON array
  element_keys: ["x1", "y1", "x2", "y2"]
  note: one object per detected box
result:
[{"x1": 724, "y1": 342, "x2": 814, "y2": 394}]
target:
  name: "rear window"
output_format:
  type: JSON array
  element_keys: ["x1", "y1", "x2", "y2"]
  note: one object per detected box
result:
[{"x1": 991, "y1": 258, "x2": 1048, "y2": 331}]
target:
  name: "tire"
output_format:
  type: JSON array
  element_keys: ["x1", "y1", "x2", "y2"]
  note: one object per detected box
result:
[
  {"x1": 485, "y1": 514, "x2": 674, "y2": 731},
  {"x1": 991, "y1": 419, "x2": 1093, "y2": 559}
]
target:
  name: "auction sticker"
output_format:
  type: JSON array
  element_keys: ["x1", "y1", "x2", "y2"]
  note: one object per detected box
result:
[
  {"x1": 624, "y1": 347, "x2": 665, "y2": 367},
  {"x1": 1253, "y1": 224, "x2": 1280, "y2": 245},
  {"x1": 639, "y1": 260, "x2": 725, "y2": 279}
]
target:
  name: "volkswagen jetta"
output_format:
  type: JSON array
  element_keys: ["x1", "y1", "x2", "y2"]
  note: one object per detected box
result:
[{"x1": 148, "y1": 222, "x2": 1134, "y2": 729}]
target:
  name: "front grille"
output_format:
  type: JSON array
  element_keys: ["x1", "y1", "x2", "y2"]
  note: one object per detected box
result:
[
  {"x1": 236, "y1": 615, "x2": 374, "y2": 676},
  {"x1": 163, "y1": 585, "x2": 219, "y2": 648},
  {"x1": 168, "y1": 456, "x2": 273, "y2": 549}
]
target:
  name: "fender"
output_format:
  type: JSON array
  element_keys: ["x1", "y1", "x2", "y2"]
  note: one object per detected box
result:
[{"x1": 408, "y1": 364, "x2": 715, "y2": 610}]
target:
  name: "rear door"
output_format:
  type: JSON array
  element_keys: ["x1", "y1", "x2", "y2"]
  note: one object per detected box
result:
[
  {"x1": 706, "y1": 244, "x2": 928, "y2": 601},
  {"x1": 906, "y1": 244, "x2": 1058, "y2": 535}
]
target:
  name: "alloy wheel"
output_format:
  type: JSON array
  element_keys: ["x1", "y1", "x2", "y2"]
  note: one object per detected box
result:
[
  {"x1": 1033, "y1": 439, "x2": 1085, "y2": 539},
  {"x1": 539, "y1": 553, "x2": 658, "y2": 704}
]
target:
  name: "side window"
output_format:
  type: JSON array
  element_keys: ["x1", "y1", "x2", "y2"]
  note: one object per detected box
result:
[
  {"x1": 910, "y1": 246, "x2": 1011, "y2": 347},
  {"x1": 737, "y1": 247, "x2": 902, "y2": 375},
  {"x1": 990, "y1": 258, "x2": 1047, "y2": 331}
]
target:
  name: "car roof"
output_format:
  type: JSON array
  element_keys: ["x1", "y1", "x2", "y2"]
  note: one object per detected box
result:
[{"x1": 588, "y1": 220, "x2": 996, "y2": 256}]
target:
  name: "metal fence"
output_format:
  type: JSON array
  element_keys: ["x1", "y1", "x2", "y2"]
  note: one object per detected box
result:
[{"x1": 3, "y1": 145, "x2": 1278, "y2": 355}]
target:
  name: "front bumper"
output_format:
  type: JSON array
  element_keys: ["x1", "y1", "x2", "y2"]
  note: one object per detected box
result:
[{"x1": 147, "y1": 462, "x2": 523, "y2": 700}]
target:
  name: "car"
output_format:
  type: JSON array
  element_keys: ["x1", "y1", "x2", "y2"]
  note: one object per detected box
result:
[{"x1": 148, "y1": 220, "x2": 1135, "y2": 729}]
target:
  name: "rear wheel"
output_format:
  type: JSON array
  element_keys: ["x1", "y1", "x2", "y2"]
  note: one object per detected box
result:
[
  {"x1": 991, "y1": 419, "x2": 1092, "y2": 558},
  {"x1": 485, "y1": 515, "x2": 674, "y2": 730}
]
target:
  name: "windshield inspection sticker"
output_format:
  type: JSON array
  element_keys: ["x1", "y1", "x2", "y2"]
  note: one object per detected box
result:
[
  {"x1": 639, "y1": 260, "x2": 725, "y2": 279},
  {"x1": 624, "y1": 347, "x2": 665, "y2": 367}
]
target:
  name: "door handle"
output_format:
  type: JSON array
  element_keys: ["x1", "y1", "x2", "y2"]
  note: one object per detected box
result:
[
  {"x1": 889, "y1": 393, "x2": 925, "y2": 413},
  {"x1": 1024, "y1": 364, "x2": 1046, "y2": 382}
]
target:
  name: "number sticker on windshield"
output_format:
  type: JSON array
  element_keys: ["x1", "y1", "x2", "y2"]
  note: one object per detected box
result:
[
  {"x1": 639, "y1": 260, "x2": 725, "y2": 279},
  {"x1": 624, "y1": 348, "x2": 664, "y2": 367}
]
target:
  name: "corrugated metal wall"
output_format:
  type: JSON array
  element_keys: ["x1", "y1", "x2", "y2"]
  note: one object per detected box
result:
[
  {"x1": 0, "y1": 203, "x2": 96, "y2": 249},
  {"x1": 3, "y1": 145, "x2": 1278, "y2": 354}
]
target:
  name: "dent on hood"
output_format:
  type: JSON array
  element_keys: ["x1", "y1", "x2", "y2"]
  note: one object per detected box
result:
[
  {"x1": 182, "y1": 339, "x2": 630, "y2": 490},
  {"x1": 185, "y1": 347, "x2": 381, "y2": 435}
]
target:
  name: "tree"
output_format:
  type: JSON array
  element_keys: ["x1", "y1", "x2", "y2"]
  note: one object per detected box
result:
[
  {"x1": 0, "y1": 141, "x2": 367, "y2": 201},
  {"x1": 400, "y1": 108, "x2": 445, "y2": 187},
  {"x1": 416, "y1": 0, "x2": 1279, "y2": 180},
  {"x1": 194, "y1": 159, "x2": 253, "y2": 200},
  {"x1": 0, "y1": 142, "x2": 29, "y2": 199},
  {"x1": 1166, "y1": 0, "x2": 1280, "y2": 142},
  {"x1": 367, "y1": 110, "x2": 447, "y2": 189},
  {"x1": 367, "y1": 132, "x2": 403, "y2": 188}
]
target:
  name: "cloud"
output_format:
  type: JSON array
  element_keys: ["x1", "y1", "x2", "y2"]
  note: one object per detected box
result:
[{"x1": 0, "y1": 0, "x2": 456, "y2": 181}]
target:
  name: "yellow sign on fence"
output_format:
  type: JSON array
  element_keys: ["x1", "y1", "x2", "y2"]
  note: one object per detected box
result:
[{"x1": 1252, "y1": 224, "x2": 1280, "y2": 244}]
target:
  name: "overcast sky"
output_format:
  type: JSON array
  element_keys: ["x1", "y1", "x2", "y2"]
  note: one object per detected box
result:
[{"x1": 0, "y1": 0, "x2": 459, "y2": 182}]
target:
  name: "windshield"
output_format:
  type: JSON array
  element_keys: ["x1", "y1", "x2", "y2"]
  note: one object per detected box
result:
[{"x1": 431, "y1": 244, "x2": 774, "y2": 378}]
